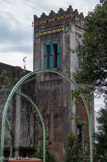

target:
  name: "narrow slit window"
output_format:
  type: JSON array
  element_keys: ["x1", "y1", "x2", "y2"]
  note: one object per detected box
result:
[
  {"x1": 77, "y1": 124, "x2": 82, "y2": 142},
  {"x1": 46, "y1": 45, "x2": 50, "y2": 68},
  {"x1": 53, "y1": 44, "x2": 57, "y2": 68},
  {"x1": 77, "y1": 41, "x2": 82, "y2": 70}
]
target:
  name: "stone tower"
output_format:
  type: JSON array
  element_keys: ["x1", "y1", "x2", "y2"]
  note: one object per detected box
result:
[{"x1": 33, "y1": 6, "x2": 94, "y2": 160}]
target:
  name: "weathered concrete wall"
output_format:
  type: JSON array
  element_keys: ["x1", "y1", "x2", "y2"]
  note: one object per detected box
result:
[
  {"x1": 38, "y1": 79, "x2": 64, "y2": 159},
  {"x1": 0, "y1": 63, "x2": 18, "y2": 150},
  {"x1": 69, "y1": 24, "x2": 78, "y2": 133},
  {"x1": 0, "y1": 91, "x2": 14, "y2": 148},
  {"x1": 0, "y1": 63, "x2": 37, "y2": 157}
]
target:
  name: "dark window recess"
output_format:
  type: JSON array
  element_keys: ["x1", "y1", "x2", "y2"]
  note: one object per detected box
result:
[
  {"x1": 77, "y1": 124, "x2": 82, "y2": 142},
  {"x1": 46, "y1": 45, "x2": 50, "y2": 68},
  {"x1": 53, "y1": 44, "x2": 57, "y2": 68}
]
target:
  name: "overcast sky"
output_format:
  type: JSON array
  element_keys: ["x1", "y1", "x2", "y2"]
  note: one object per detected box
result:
[
  {"x1": 0, "y1": 0, "x2": 100, "y2": 70},
  {"x1": 0, "y1": 0, "x2": 104, "y2": 110}
]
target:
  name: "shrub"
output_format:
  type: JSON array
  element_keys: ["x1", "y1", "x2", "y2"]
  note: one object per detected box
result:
[{"x1": 63, "y1": 132, "x2": 84, "y2": 162}]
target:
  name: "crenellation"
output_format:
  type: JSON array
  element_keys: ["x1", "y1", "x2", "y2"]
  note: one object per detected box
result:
[
  {"x1": 58, "y1": 8, "x2": 65, "y2": 15},
  {"x1": 49, "y1": 10, "x2": 56, "y2": 17},
  {"x1": 34, "y1": 6, "x2": 85, "y2": 31},
  {"x1": 34, "y1": 15, "x2": 38, "y2": 25},
  {"x1": 41, "y1": 12, "x2": 47, "y2": 19},
  {"x1": 67, "y1": 5, "x2": 73, "y2": 12},
  {"x1": 74, "y1": 9, "x2": 79, "y2": 15},
  {"x1": 79, "y1": 12, "x2": 84, "y2": 18}
]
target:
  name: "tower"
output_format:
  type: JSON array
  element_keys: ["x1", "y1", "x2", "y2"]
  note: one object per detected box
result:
[{"x1": 33, "y1": 6, "x2": 94, "y2": 160}]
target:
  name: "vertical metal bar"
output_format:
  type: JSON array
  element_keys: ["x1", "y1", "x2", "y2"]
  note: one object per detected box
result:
[
  {"x1": 16, "y1": 91, "x2": 46, "y2": 162},
  {"x1": 0, "y1": 110, "x2": 12, "y2": 158},
  {"x1": 5, "y1": 118, "x2": 12, "y2": 157},
  {"x1": 80, "y1": 94, "x2": 93, "y2": 162}
]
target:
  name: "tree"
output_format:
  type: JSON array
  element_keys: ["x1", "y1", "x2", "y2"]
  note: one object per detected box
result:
[
  {"x1": 63, "y1": 133, "x2": 83, "y2": 162},
  {"x1": 94, "y1": 108, "x2": 107, "y2": 161},
  {"x1": 75, "y1": 0, "x2": 107, "y2": 105}
]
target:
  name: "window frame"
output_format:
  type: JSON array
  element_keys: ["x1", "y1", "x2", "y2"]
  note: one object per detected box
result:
[{"x1": 44, "y1": 41, "x2": 60, "y2": 69}]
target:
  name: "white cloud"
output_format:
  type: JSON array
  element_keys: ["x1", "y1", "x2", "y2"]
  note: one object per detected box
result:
[
  {"x1": 0, "y1": 52, "x2": 33, "y2": 71},
  {"x1": 0, "y1": 0, "x2": 32, "y2": 23},
  {"x1": 32, "y1": 0, "x2": 99, "y2": 16},
  {"x1": 71, "y1": 0, "x2": 99, "y2": 15},
  {"x1": 0, "y1": 0, "x2": 99, "y2": 71}
]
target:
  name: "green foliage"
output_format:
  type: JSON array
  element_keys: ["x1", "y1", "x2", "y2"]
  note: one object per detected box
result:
[
  {"x1": 29, "y1": 135, "x2": 57, "y2": 162},
  {"x1": 75, "y1": 1, "x2": 107, "y2": 103},
  {"x1": 94, "y1": 108, "x2": 107, "y2": 161},
  {"x1": 10, "y1": 124, "x2": 15, "y2": 147},
  {"x1": 0, "y1": 67, "x2": 27, "y2": 92},
  {"x1": 63, "y1": 133, "x2": 84, "y2": 162},
  {"x1": 72, "y1": 90, "x2": 80, "y2": 101},
  {"x1": 70, "y1": 113, "x2": 87, "y2": 128},
  {"x1": 30, "y1": 149, "x2": 57, "y2": 162},
  {"x1": 72, "y1": 89, "x2": 93, "y2": 108},
  {"x1": 100, "y1": 0, "x2": 107, "y2": 4},
  {"x1": 46, "y1": 150, "x2": 57, "y2": 162},
  {"x1": 0, "y1": 70, "x2": 11, "y2": 89},
  {"x1": 0, "y1": 69, "x2": 18, "y2": 90}
]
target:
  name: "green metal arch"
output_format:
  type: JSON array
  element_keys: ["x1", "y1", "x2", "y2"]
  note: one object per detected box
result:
[
  {"x1": 0, "y1": 89, "x2": 46, "y2": 161},
  {"x1": 0, "y1": 110, "x2": 12, "y2": 157},
  {"x1": 16, "y1": 90, "x2": 46, "y2": 161},
  {"x1": 0, "y1": 69, "x2": 93, "y2": 162}
]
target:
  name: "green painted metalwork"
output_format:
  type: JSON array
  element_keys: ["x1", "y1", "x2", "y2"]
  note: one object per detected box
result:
[
  {"x1": 5, "y1": 117, "x2": 12, "y2": 157},
  {"x1": 0, "y1": 110, "x2": 12, "y2": 157},
  {"x1": 45, "y1": 42, "x2": 51, "y2": 46},
  {"x1": 0, "y1": 69, "x2": 93, "y2": 162},
  {"x1": 16, "y1": 90, "x2": 46, "y2": 161},
  {"x1": 0, "y1": 89, "x2": 46, "y2": 160},
  {"x1": 80, "y1": 94, "x2": 93, "y2": 162},
  {"x1": 52, "y1": 41, "x2": 57, "y2": 44}
]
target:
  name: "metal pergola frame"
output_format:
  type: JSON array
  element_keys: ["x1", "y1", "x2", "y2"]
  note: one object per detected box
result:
[
  {"x1": 0, "y1": 69, "x2": 93, "y2": 162},
  {"x1": 0, "y1": 110, "x2": 12, "y2": 157}
]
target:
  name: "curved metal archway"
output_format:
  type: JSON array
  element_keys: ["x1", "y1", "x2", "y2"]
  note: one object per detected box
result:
[
  {"x1": 0, "y1": 89, "x2": 46, "y2": 160},
  {"x1": 0, "y1": 69, "x2": 93, "y2": 162},
  {"x1": 0, "y1": 110, "x2": 12, "y2": 157},
  {"x1": 16, "y1": 90, "x2": 46, "y2": 161},
  {"x1": 0, "y1": 90, "x2": 46, "y2": 162}
]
